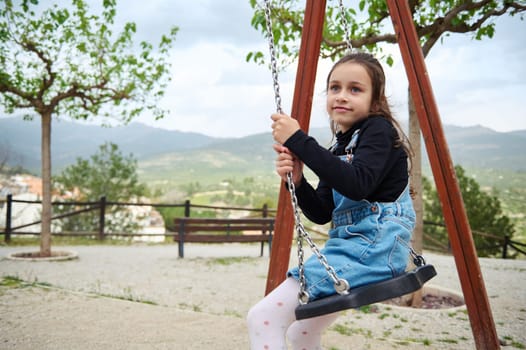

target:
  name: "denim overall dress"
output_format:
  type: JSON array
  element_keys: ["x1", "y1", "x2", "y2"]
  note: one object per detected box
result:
[{"x1": 288, "y1": 130, "x2": 416, "y2": 301}]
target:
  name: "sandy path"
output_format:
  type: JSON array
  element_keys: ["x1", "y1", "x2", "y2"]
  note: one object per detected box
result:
[{"x1": 0, "y1": 244, "x2": 524, "y2": 349}]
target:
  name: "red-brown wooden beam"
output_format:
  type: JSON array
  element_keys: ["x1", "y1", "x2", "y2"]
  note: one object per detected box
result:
[
  {"x1": 386, "y1": 1, "x2": 500, "y2": 349},
  {"x1": 265, "y1": 0, "x2": 327, "y2": 295}
]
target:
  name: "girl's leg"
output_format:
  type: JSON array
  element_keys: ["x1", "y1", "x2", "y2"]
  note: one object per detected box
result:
[
  {"x1": 247, "y1": 277, "x2": 299, "y2": 349},
  {"x1": 286, "y1": 312, "x2": 340, "y2": 350}
]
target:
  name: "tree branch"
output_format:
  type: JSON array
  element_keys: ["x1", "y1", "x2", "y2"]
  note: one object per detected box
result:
[{"x1": 419, "y1": 1, "x2": 525, "y2": 55}]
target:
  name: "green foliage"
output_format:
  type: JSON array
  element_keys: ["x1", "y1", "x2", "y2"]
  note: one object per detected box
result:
[
  {"x1": 156, "y1": 176, "x2": 278, "y2": 232},
  {"x1": 423, "y1": 165, "x2": 516, "y2": 257},
  {"x1": 53, "y1": 142, "x2": 148, "y2": 233},
  {"x1": 462, "y1": 168, "x2": 526, "y2": 241},
  {"x1": 0, "y1": 0, "x2": 178, "y2": 253},
  {"x1": 0, "y1": 0, "x2": 178, "y2": 121},
  {"x1": 157, "y1": 206, "x2": 186, "y2": 232},
  {"x1": 247, "y1": 0, "x2": 524, "y2": 67}
]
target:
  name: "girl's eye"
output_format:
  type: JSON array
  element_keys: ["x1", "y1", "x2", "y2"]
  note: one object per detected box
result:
[
  {"x1": 329, "y1": 84, "x2": 340, "y2": 92},
  {"x1": 351, "y1": 86, "x2": 361, "y2": 93}
]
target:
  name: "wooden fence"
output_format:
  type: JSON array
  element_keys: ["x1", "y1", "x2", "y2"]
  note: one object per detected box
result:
[
  {"x1": 1, "y1": 194, "x2": 524, "y2": 258},
  {"x1": 0, "y1": 194, "x2": 274, "y2": 243},
  {"x1": 422, "y1": 220, "x2": 526, "y2": 259}
]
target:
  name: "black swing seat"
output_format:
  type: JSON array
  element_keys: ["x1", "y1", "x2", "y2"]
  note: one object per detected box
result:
[{"x1": 295, "y1": 264, "x2": 437, "y2": 320}]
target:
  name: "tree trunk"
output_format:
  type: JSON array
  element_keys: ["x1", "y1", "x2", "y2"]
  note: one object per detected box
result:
[
  {"x1": 408, "y1": 92, "x2": 423, "y2": 253},
  {"x1": 408, "y1": 91, "x2": 423, "y2": 307},
  {"x1": 40, "y1": 112, "x2": 52, "y2": 257}
]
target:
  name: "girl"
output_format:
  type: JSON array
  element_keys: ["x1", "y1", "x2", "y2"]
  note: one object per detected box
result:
[{"x1": 247, "y1": 52, "x2": 416, "y2": 349}]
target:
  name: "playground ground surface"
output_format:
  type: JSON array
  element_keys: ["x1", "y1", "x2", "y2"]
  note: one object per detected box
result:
[{"x1": 0, "y1": 244, "x2": 525, "y2": 349}]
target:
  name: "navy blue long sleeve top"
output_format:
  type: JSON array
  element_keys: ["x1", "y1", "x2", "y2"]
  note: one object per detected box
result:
[{"x1": 283, "y1": 115, "x2": 409, "y2": 225}]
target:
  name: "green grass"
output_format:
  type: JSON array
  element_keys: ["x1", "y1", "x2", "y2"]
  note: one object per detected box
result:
[
  {"x1": 331, "y1": 323, "x2": 353, "y2": 337},
  {"x1": 331, "y1": 323, "x2": 373, "y2": 338},
  {"x1": 0, "y1": 275, "x2": 158, "y2": 305},
  {"x1": 205, "y1": 256, "x2": 257, "y2": 266},
  {"x1": 0, "y1": 235, "x2": 171, "y2": 247},
  {"x1": 0, "y1": 275, "x2": 29, "y2": 288},
  {"x1": 178, "y1": 302, "x2": 203, "y2": 313},
  {"x1": 503, "y1": 336, "x2": 526, "y2": 349},
  {"x1": 98, "y1": 291, "x2": 158, "y2": 305}
]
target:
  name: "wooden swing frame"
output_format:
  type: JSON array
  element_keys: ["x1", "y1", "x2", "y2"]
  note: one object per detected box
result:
[{"x1": 263, "y1": 1, "x2": 500, "y2": 349}]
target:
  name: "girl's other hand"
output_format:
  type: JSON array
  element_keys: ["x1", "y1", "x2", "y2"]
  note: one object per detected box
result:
[
  {"x1": 271, "y1": 113, "x2": 300, "y2": 144},
  {"x1": 272, "y1": 143, "x2": 303, "y2": 186}
]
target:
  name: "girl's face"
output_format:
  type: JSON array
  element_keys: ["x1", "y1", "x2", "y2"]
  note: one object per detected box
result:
[{"x1": 326, "y1": 61, "x2": 373, "y2": 133}]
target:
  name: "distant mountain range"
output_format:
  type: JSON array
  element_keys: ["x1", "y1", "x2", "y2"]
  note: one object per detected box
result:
[
  {"x1": 1, "y1": 117, "x2": 217, "y2": 171},
  {"x1": 1, "y1": 117, "x2": 525, "y2": 179}
]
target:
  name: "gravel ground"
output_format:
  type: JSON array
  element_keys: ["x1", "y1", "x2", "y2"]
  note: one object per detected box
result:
[{"x1": 0, "y1": 244, "x2": 525, "y2": 349}]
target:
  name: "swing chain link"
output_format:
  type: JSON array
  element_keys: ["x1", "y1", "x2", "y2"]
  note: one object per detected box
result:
[
  {"x1": 261, "y1": 0, "x2": 433, "y2": 310},
  {"x1": 263, "y1": 0, "x2": 283, "y2": 114},
  {"x1": 410, "y1": 247, "x2": 426, "y2": 266},
  {"x1": 263, "y1": 0, "x2": 351, "y2": 304},
  {"x1": 398, "y1": 234, "x2": 427, "y2": 267},
  {"x1": 337, "y1": 0, "x2": 354, "y2": 53},
  {"x1": 287, "y1": 173, "x2": 350, "y2": 304},
  {"x1": 264, "y1": 0, "x2": 429, "y2": 308}
]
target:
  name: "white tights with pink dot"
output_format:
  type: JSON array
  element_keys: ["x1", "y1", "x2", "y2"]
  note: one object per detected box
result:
[{"x1": 247, "y1": 277, "x2": 339, "y2": 349}]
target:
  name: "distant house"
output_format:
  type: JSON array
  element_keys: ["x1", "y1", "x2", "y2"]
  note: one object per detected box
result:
[
  {"x1": 0, "y1": 175, "x2": 43, "y2": 233},
  {"x1": 0, "y1": 192, "x2": 42, "y2": 233},
  {"x1": 129, "y1": 201, "x2": 166, "y2": 243}
]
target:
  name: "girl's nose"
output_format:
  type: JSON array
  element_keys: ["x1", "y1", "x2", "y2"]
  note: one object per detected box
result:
[{"x1": 336, "y1": 93, "x2": 348, "y2": 102}]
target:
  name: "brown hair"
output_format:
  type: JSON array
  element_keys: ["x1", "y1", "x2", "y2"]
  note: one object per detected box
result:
[{"x1": 326, "y1": 52, "x2": 414, "y2": 177}]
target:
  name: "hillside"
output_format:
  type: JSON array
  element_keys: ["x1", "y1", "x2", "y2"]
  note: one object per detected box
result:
[
  {"x1": 440, "y1": 125, "x2": 526, "y2": 171},
  {"x1": 3, "y1": 116, "x2": 525, "y2": 238},
  {"x1": 1, "y1": 117, "x2": 525, "y2": 178},
  {"x1": 0, "y1": 117, "x2": 218, "y2": 171}
]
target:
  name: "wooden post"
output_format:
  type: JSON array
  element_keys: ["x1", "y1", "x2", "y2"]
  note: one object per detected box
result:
[
  {"x1": 261, "y1": 203, "x2": 269, "y2": 256},
  {"x1": 502, "y1": 236, "x2": 509, "y2": 259},
  {"x1": 386, "y1": 1, "x2": 500, "y2": 348},
  {"x1": 265, "y1": 0, "x2": 327, "y2": 295},
  {"x1": 178, "y1": 220, "x2": 185, "y2": 258},
  {"x1": 184, "y1": 200, "x2": 190, "y2": 218},
  {"x1": 98, "y1": 196, "x2": 106, "y2": 240},
  {"x1": 5, "y1": 194, "x2": 12, "y2": 243}
]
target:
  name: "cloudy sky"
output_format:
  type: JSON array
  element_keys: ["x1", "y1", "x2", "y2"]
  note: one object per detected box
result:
[{"x1": 19, "y1": 1, "x2": 526, "y2": 137}]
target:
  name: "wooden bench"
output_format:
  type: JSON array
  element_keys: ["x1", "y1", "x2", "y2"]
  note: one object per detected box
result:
[{"x1": 173, "y1": 217, "x2": 274, "y2": 258}]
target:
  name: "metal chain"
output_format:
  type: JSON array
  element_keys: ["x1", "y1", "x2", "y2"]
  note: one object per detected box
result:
[
  {"x1": 287, "y1": 174, "x2": 350, "y2": 303},
  {"x1": 263, "y1": 0, "x2": 428, "y2": 306},
  {"x1": 410, "y1": 246, "x2": 426, "y2": 266},
  {"x1": 263, "y1": 0, "x2": 309, "y2": 301},
  {"x1": 337, "y1": 0, "x2": 354, "y2": 53},
  {"x1": 263, "y1": 0, "x2": 283, "y2": 114},
  {"x1": 263, "y1": 0, "x2": 350, "y2": 304},
  {"x1": 287, "y1": 172, "x2": 309, "y2": 303}
]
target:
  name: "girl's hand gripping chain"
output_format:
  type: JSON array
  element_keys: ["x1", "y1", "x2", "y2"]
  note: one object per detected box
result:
[
  {"x1": 271, "y1": 113, "x2": 300, "y2": 144},
  {"x1": 271, "y1": 113, "x2": 303, "y2": 187}
]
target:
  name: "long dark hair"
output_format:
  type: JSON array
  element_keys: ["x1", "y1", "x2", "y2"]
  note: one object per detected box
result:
[{"x1": 326, "y1": 52, "x2": 414, "y2": 175}]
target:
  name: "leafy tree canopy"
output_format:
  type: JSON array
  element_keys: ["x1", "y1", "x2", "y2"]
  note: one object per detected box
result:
[
  {"x1": 53, "y1": 142, "x2": 148, "y2": 233},
  {"x1": 54, "y1": 142, "x2": 147, "y2": 201},
  {"x1": 0, "y1": 0, "x2": 178, "y2": 123},
  {"x1": 0, "y1": 0, "x2": 178, "y2": 254},
  {"x1": 248, "y1": 0, "x2": 525, "y2": 67},
  {"x1": 423, "y1": 165, "x2": 515, "y2": 257}
]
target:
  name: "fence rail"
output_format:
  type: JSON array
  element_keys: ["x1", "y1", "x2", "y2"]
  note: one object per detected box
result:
[
  {"x1": 1, "y1": 195, "x2": 524, "y2": 258},
  {"x1": 422, "y1": 220, "x2": 524, "y2": 259},
  {"x1": 0, "y1": 195, "x2": 274, "y2": 243}
]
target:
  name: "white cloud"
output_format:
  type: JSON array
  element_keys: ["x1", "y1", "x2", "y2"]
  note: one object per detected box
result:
[
  {"x1": 19, "y1": 1, "x2": 526, "y2": 137},
  {"x1": 438, "y1": 84, "x2": 525, "y2": 131},
  {"x1": 137, "y1": 40, "x2": 293, "y2": 137},
  {"x1": 421, "y1": 19, "x2": 526, "y2": 132}
]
